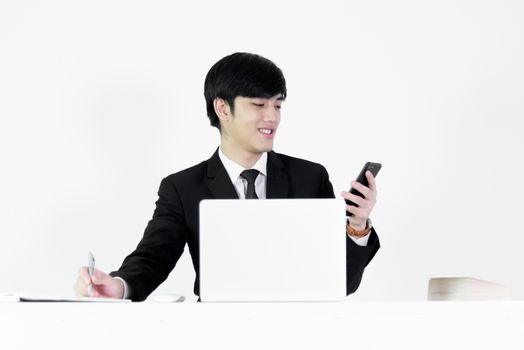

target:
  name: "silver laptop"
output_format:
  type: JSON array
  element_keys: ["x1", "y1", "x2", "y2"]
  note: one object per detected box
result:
[{"x1": 199, "y1": 199, "x2": 346, "y2": 302}]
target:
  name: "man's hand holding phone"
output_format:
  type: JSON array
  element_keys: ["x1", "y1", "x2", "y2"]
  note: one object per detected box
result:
[{"x1": 340, "y1": 164, "x2": 380, "y2": 230}]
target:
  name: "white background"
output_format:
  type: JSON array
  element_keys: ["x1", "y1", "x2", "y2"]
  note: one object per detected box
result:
[{"x1": 1, "y1": 0, "x2": 523, "y2": 302}]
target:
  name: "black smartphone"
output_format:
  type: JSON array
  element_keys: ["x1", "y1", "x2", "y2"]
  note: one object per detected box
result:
[{"x1": 345, "y1": 162, "x2": 382, "y2": 216}]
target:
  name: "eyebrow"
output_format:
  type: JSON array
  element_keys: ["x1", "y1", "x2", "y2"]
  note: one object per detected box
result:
[{"x1": 250, "y1": 94, "x2": 285, "y2": 101}]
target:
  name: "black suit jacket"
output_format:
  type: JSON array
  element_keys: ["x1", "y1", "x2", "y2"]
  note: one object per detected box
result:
[{"x1": 110, "y1": 149, "x2": 380, "y2": 301}]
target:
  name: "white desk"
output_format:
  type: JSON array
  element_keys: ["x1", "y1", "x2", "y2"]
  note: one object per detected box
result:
[{"x1": 1, "y1": 301, "x2": 523, "y2": 349}]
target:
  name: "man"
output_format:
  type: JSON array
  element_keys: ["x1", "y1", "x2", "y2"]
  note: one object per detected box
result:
[{"x1": 74, "y1": 52, "x2": 380, "y2": 301}]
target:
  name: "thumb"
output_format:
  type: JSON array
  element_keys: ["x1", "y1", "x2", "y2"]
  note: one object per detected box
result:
[{"x1": 91, "y1": 268, "x2": 111, "y2": 285}]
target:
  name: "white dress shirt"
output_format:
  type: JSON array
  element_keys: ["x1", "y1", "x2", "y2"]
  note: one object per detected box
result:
[{"x1": 218, "y1": 147, "x2": 268, "y2": 199}]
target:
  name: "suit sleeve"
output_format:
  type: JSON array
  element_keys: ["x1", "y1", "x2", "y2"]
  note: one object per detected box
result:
[
  {"x1": 318, "y1": 165, "x2": 380, "y2": 296},
  {"x1": 110, "y1": 177, "x2": 188, "y2": 301}
]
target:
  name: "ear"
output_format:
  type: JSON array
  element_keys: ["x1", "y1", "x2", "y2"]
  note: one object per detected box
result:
[{"x1": 213, "y1": 98, "x2": 231, "y2": 124}]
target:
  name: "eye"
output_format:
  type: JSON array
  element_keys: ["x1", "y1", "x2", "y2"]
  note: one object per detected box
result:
[
  {"x1": 276, "y1": 105, "x2": 281, "y2": 109},
  {"x1": 252, "y1": 103, "x2": 264, "y2": 107}
]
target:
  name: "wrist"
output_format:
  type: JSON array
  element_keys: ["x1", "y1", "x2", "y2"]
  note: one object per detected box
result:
[
  {"x1": 348, "y1": 218, "x2": 367, "y2": 230},
  {"x1": 346, "y1": 218, "x2": 372, "y2": 238},
  {"x1": 349, "y1": 222, "x2": 366, "y2": 230},
  {"x1": 112, "y1": 277, "x2": 127, "y2": 299}
]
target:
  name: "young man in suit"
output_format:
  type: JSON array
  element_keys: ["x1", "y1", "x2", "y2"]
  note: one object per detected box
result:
[{"x1": 74, "y1": 52, "x2": 380, "y2": 301}]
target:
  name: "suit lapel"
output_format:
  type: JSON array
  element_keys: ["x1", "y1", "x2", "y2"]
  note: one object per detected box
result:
[
  {"x1": 206, "y1": 148, "x2": 289, "y2": 199},
  {"x1": 266, "y1": 151, "x2": 289, "y2": 199},
  {"x1": 206, "y1": 148, "x2": 239, "y2": 199}
]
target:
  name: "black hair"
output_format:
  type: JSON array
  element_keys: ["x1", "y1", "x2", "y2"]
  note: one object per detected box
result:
[{"x1": 204, "y1": 52, "x2": 287, "y2": 131}]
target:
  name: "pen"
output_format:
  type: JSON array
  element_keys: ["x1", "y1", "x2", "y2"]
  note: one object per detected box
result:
[{"x1": 87, "y1": 252, "x2": 95, "y2": 297}]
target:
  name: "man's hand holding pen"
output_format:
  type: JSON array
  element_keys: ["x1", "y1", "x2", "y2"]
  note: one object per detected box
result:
[{"x1": 74, "y1": 266, "x2": 124, "y2": 299}]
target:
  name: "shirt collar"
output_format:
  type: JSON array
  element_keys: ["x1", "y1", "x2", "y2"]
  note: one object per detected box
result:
[{"x1": 218, "y1": 147, "x2": 267, "y2": 184}]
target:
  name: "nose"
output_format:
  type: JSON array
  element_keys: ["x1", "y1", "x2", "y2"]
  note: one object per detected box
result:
[{"x1": 263, "y1": 107, "x2": 280, "y2": 123}]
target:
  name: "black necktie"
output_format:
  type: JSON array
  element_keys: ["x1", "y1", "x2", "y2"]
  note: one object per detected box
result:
[{"x1": 240, "y1": 169, "x2": 259, "y2": 199}]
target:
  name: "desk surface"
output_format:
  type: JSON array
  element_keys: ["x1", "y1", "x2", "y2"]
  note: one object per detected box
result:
[{"x1": 1, "y1": 301, "x2": 523, "y2": 350}]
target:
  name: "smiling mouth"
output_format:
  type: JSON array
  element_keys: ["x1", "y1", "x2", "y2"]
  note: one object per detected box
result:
[{"x1": 258, "y1": 128, "x2": 274, "y2": 135}]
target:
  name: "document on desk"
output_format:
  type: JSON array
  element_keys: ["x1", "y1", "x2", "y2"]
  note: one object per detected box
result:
[{"x1": 0, "y1": 293, "x2": 131, "y2": 302}]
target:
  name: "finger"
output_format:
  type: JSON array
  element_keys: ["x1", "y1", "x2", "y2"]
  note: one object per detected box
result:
[
  {"x1": 78, "y1": 266, "x2": 91, "y2": 285},
  {"x1": 351, "y1": 180, "x2": 371, "y2": 199},
  {"x1": 340, "y1": 191, "x2": 365, "y2": 206},
  {"x1": 365, "y1": 171, "x2": 377, "y2": 193},
  {"x1": 74, "y1": 283, "x2": 87, "y2": 297},
  {"x1": 345, "y1": 204, "x2": 357, "y2": 214},
  {"x1": 75, "y1": 275, "x2": 92, "y2": 296},
  {"x1": 74, "y1": 273, "x2": 90, "y2": 295},
  {"x1": 346, "y1": 204, "x2": 366, "y2": 218},
  {"x1": 90, "y1": 287, "x2": 102, "y2": 298},
  {"x1": 91, "y1": 286, "x2": 113, "y2": 299},
  {"x1": 76, "y1": 275, "x2": 88, "y2": 289}
]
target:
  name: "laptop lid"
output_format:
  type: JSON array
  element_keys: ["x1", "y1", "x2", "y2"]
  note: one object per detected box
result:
[{"x1": 199, "y1": 199, "x2": 346, "y2": 302}]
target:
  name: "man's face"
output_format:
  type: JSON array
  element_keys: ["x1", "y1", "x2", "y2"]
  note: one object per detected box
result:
[{"x1": 221, "y1": 94, "x2": 283, "y2": 154}]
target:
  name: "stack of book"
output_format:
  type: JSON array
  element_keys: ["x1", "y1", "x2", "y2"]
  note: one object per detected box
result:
[{"x1": 428, "y1": 277, "x2": 511, "y2": 301}]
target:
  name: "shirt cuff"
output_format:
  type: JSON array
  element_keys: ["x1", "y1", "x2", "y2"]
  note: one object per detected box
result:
[
  {"x1": 113, "y1": 276, "x2": 131, "y2": 299},
  {"x1": 347, "y1": 232, "x2": 370, "y2": 246}
]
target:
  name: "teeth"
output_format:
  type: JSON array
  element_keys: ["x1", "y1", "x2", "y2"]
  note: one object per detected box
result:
[{"x1": 259, "y1": 129, "x2": 272, "y2": 134}]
